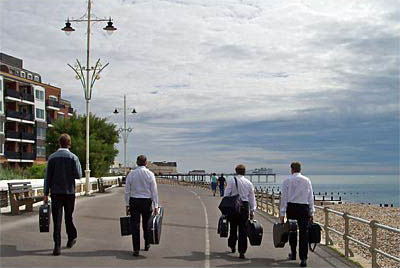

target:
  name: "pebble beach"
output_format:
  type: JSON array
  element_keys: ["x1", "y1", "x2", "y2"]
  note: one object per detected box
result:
[{"x1": 314, "y1": 203, "x2": 400, "y2": 268}]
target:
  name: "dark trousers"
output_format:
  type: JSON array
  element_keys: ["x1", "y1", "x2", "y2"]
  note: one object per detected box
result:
[
  {"x1": 51, "y1": 194, "x2": 77, "y2": 247},
  {"x1": 219, "y1": 185, "x2": 225, "y2": 196},
  {"x1": 287, "y1": 202, "x2": 311, "y2": 260},
  {"x1": 228, "y1": 201, "x2": 249, "y2": 254},
  {"x1": 130, "y1": 198, "x2": 152, "y2": 252}
]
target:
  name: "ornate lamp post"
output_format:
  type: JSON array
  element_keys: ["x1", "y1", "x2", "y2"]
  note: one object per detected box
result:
[
  {"x1": 62, "y1": 0, "x2": 117, "y2": 195},
  {"x1": 113, "y1": 95, "x2": 137, "y2": 175}
]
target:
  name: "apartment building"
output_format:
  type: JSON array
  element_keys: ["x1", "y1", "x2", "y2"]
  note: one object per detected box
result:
[{"x1": 0, "y1": 53, "x2": 74, "y2": 167}]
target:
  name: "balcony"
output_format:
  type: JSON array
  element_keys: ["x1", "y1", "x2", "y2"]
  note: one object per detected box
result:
[
  {"x1": 21, "y1": 92, "x2": 34, "y2": 103},
  {"x1": 6, "y1": 110, "x2": 22, "y2": 120},
  {"x1": 21, "y1": 132, "x2": 35, "y2": 140},
  {"x1": 5, "y1": 88, "x2": 20, "y2": 99},
  {"x1": 46, "y1": 99, "x2": 61, "y2": 110},
  {"x1": 21, "y1": 152, "x2": 35, "y2": 160},
  {"x1": 47, "y1": 116, "x2": 54, "y2": 124},
  {"x1": 21, "y1": 113, "x2": 34, "y2": 122},
  {"x1": 5, "y1": 151, "x2": 21, "y2": 159},
  {"x1": 6, "y1": 130, "x2": 20, "y2": 139}
]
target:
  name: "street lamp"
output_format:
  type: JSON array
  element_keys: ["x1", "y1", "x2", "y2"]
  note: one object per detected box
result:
[
  {"x1": 113, "y1": 95, "x2": 137, "y2": 176},
  {"x1": 62, "y1": 0, "x2": 117, "y2": 195}
]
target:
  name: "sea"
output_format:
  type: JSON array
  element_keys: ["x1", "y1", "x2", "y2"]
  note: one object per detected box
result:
[{"x1": 221, "y1": 174, "x2": 399, "y2": 207}]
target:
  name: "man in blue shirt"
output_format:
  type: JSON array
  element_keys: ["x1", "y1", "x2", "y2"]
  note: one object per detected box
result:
[
  {"x1": 44, "y1": 134, "x2": 82, "y2": 256},
  {"x1": 280, "y1": 162, "x2": 314, "y2": 267}
]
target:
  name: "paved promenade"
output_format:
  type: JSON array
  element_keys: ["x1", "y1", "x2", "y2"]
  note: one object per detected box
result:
[{"x1": 0, "y1": 184, "x2": 359, "y2": 267}]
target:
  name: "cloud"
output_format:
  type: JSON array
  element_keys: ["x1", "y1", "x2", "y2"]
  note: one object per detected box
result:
[{"x1": 1, "y1": 0, "x2": 398, "y2": 174}]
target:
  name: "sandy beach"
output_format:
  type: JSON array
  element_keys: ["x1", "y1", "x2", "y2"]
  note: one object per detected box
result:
[{"x1": 314, "y1": 203, "x2": 400, "y2": 268}]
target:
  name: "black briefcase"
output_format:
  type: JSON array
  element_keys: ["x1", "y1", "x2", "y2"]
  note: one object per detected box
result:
[
  {"x1": 284, "y1": 219, "x2": 298, "y2": 233},
  {"x1": 247, "y1": 219, "x2": 263, "y2": 246},
  {"x1": 120, "y1": 216, "x2": 131, "y2": 236},
  {"x1": 273, "y1": 223, "x2": 289, "y2": 248},
  {"x1": 217, "y1": 215, "x2": 229, "y2": 238},
  {"x1": 147, "y1": 207, "x2": 163, "y2": 244},
  {"x1": 39, "y1": 203, "x2": 51, "y2": 232},
  {"x1": 309, "y1": 222, "x2": 322, "y2": 252}
]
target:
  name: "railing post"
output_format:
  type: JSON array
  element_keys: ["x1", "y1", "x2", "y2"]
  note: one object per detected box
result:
[
  {"x1": 343, "y1": 212, "x2": 352, "y2": 258},
  {"x1": 370, "y1": 220, "x2": 379, "y2": 268},
  {"x1": 324, "y1": 207, "x2": 332, "y2": 245},
  {"x1": 271, "y1": 194, "x2": 275, "y2": 216},
  {"x1": 261, "y1": 189, "x2": 265, "y2": 212}
]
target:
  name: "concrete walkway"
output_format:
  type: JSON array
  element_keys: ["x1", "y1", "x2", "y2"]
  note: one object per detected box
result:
[{"x1": 0, "y1": 184, "x2": 359, "y2": 267}]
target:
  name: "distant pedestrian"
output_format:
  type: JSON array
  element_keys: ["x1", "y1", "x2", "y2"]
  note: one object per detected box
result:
[
  {"x1": 125, "y1": 155, "x2": 159, "y2": 257},
  {"x1": 224, "y1": 164, "x2": 256, "y2": 259},
  {"x1": 280, "y1": 162, "x2": 315, "y2": 267},
  {"x1": 211, "y1": 173, "x2": 218, "y2": 196},
  {"x1": 44, "y1": 133, "x2": 82, "y2": 256},
  {"x1": 217, "y1": 174, "x2": 226, "y2": 196}
]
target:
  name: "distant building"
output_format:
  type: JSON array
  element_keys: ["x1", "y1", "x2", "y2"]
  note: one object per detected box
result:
[
  {"x1": 0, "y1": 52, "x2": 74, "y2": 168},
  {"x1": 250, "y1": 168, "x2": 274, "y2": 174},
  {"x1": 188, "y1": 170, "x2": 206, "y2": 175},
  {"x1": 147, "y1": 161, "x2": 177, "y2": 175}
]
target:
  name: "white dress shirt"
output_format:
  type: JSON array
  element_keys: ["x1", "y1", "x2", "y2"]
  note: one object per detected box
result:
[
  {"x1": 125, "y1": 166, "x2": 159, "y2": 208},
  {"x1": 224, "y1": 175, "x2": 257, "y2": 212},
  {"x1": 280, "y1": 173, "x2": 315, "y2": 216}
]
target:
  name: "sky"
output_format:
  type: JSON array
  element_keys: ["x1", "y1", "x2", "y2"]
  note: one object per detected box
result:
[{"x1": 0, "y1": 0, "x2": 399, "y2": 175}]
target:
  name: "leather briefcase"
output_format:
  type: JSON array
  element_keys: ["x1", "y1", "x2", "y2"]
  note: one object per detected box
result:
[
  {"x1": 309, "y1": 222, "x2": 322, "y2": 252},
  {"x1": 273, "y1": 222, "x2": 289, "y2": 248},
  {"x1": 120, "y1": 216, "x2": 131, "y2": 236},
  {"x1": 217, "y1": 215, "x2": 229, "y2": 238},
  {"x1": 39, "y1": 203, "x2": 51, "y2": 232},
  {"x1": 247, "y1": 219, "x2": 263, "y2": 246},
  {"x1": 147, "y1": 207, "x2": 164, "y2": 244}
]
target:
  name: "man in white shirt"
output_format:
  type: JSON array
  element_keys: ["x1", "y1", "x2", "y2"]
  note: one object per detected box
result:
[
  {"x1": 224, "y1": 164, "x2": 256, "y2": 259},
  {"x1": 125, "y1": 155, "x2": 159, "y2": 257},
  {"x1": 280, "y1": 162, "x2": 314, "y2": 267}
]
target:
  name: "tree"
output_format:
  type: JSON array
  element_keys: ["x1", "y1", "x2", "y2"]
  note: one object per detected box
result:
[{"x1": 46, "y1": 114, "x2": 119, "y2": 177}]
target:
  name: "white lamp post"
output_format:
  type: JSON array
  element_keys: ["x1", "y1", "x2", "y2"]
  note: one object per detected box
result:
[
  {"x1": 62, "y1": 0, "x2": 117, "y2": 195},
  {"x1": 113, "y1": 95, "x2": 137, "y2": 176}
]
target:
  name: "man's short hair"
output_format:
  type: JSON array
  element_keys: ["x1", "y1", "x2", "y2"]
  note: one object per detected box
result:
[
  {"x1": 59, "y1": 133, "x2": 71, "y2": 148},
  {"x1": 137, "y1": 155, "x2": 147, "y2": 166},
  {"x1": 235, "y1": 164, "x2": 246, "y2": 175},
  {"x1": 291, "y1": 162, "x2": 301, "y2": 173}
]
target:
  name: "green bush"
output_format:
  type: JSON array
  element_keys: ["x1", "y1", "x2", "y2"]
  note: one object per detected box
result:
[
  {"x1": 27, "y1": 164, "x2": 46, "y2": 179},
  {"x1": 0, "y1": 166, "x2": 28, "y2": 180}
]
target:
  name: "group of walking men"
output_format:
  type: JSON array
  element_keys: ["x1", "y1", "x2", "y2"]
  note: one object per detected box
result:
[{"x1": 44, "y1": 133, "x2": 315, "y2": 267}]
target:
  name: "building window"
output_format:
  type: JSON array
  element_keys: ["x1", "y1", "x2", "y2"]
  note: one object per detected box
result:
[
  {"x1": 35, "y1": 89, "x2": 44, "y2": 101},
  {"x1": 34, "y1": 75, "x2": 40, "y2": 82},
  {"x1": 36, "y1": 108, "x2": 45, "y2": 120},
  {"x1": 58, "y1": 113, "x2": 65, "y2": 119},
  {"x1": 49, "y1": 95, "x2": 58, "y2": 101},
  {"x1": 37, "y1": 127, "x2": 46, "y2": 139},
  {"x1": 0, "y1": 143, "x2": 4, "y2": 155},
  {"x1": 21, "y1": 71, "x2": 26, "y2": 78},
  {"x1": 0, "y1": 121, "x2": 4, "y2": 134},
  {"x1": 37, "y1": 146, "x2": 46, "y2": 157},
  {"x1": 27, "y1": 73, "x2": 33, "y2": 80}
]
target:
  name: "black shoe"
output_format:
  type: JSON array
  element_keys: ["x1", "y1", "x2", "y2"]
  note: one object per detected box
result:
[
  {"x1": 66, "y1": 238, "x2": 77, "y2": 249},
  {"x1": 239, "y1": 253, "x2": 245, "y2": 259},
  {"x1": 230, "y1": 247, "x2": 236, "y2": 253},
  {"x1": 53, "y1": 246, "x2": 61, "y2": 256},
  {"x1": 145, "y1": 245, "x2": 150, "y2": 251},
  {"x1": 288, "y1": 252, "x2": 296, "y2": 260},
  {"x1": 132, "y1": 251, "x2": 139, "y2": 257},
  {"x1": 300, "y1": 260, "x2": 307, "y2": 267}
]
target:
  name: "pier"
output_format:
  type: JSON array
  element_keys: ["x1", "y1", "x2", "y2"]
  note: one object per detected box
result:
[{"x1": 0, "y1": 182, "x2": 357, "y2": 267}]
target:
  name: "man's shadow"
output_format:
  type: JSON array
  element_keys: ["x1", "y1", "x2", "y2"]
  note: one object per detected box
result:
[
  {"x1": 163, "y1": 250, "x2": 297, "y2": 267},
  {"x1": 0, "y1": 244, "x2": 145, "y2": 260}
]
